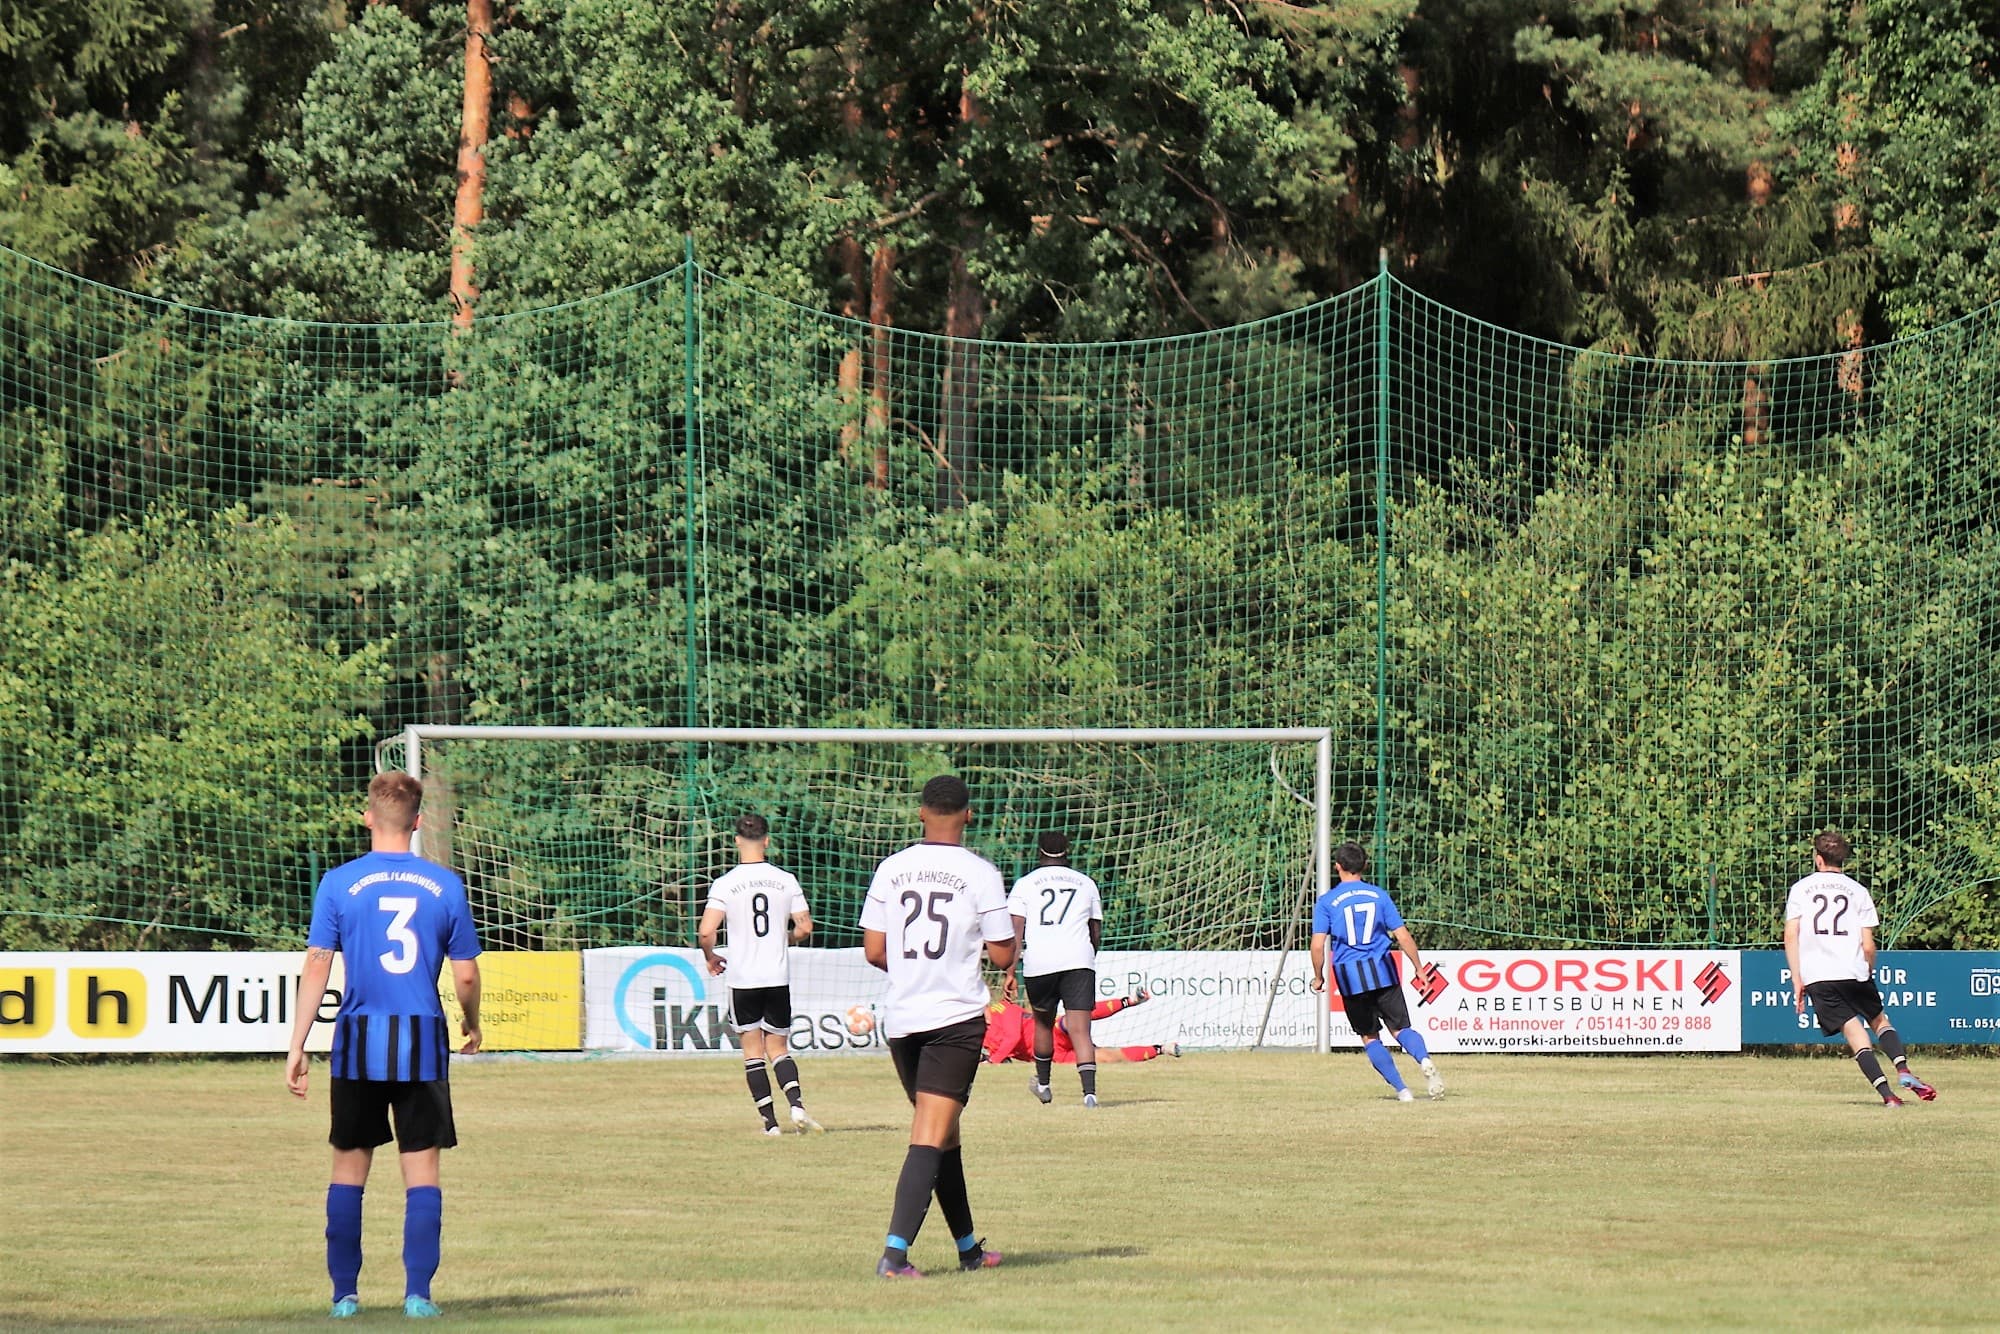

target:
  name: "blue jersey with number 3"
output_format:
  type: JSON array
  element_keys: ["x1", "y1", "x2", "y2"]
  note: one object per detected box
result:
[
  {"x1": 1312, "y1": 880, "x2": 1404, "y2": 996},
  {"x1": 308, "y1": 850, "x2": 481, "y2": 1082}
]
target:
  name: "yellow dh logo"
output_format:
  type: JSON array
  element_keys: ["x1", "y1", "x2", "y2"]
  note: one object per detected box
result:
[
  {"x1": 0, "y1": 968, "x2": 56, "y2": 1039},
  {"x1": 0, "y1": 966, "x2": 150, "y2": 1039},
  {"x1": 68, "y1": 967, "x2": 147, "y2": 1038}
]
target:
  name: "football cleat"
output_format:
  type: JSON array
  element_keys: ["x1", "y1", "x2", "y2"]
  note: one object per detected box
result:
[
  {"x1": 959, "y1": 1241, "x2": 1002, "y2": 1271},
  {"x1": 1167, "y1": 1042, "x2": 1181, "y2": 1058},
  {"x1": 1029, "y1": 1078, "x2": 1052, "y2": 1104},
  {"x1": 790, "y1": 1105, "x2": 826, "y2": 1133},
  {"x1": 763, "y1": 1124, "x2": 784, "y2": 1137},
  {"x1": 330, "y1": 1296, "x2": 361, "y2": 1320},
  {"x1": 1882, "y1": 1094, "x2": 1906, "y2": 1108},
  {"x1": 1899, "y1": 1074, "x2": 1937, "y2": 1102},
  {"x1": 1425, "y1": 1065, "x2": 1447, "y2": 1100},
  {"x1": 1396, "y1": 1087, "x2": 1415, "y2": 1102},
  {"x1": 1134, "y1": 988, "x2": 1151, "y2": 1003},
  {"x1": 876, "y1": 1258, "x2": 925, "y2": 1279},
  {"x1": 403, "y1": 1295, "x2": 443, "y2": 1319},
  {"x1": 1083, "y1": 1093, "x2": 1098, "y2": 1108}
]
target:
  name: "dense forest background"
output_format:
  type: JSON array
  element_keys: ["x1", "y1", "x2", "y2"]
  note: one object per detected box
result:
[
  {"x1": 9, "y1": 1, "x2": 1998, "y2": 347},
  {"x1": 3, "y1": 0, "x2": 1999, "y2": 951}
]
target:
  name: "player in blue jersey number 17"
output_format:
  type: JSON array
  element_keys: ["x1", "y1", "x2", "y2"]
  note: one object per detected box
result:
[
  {"x1": 1310, "y1": 842, "x2": 1445, "y2": 1102},
  {"x1": 285, "y1": 772, "x2": 484, "y2": 1320}
]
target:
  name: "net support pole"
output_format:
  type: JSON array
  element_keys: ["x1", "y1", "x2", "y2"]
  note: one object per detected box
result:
[
  {"x1": 1316, "y1": 729, "x2": 1332, "y2": 1054},
  {"x1": 403, "y1": 724, "x2": 425, "y2": 857},
  {"x1": 681, "y1": 234, "x2": 701, "y2": 928},
  {"x1": 1372, "y1": 249, "x2": 1392, "y2": 880}
]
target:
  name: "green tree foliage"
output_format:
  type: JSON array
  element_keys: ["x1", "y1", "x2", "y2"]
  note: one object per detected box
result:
[
  {"x1": 1782, "y1": 0, "x2": 2000, "y2": 335},
  {"x1": 0, "y1": 507, "x2": 386, "y2": 947},
  {"x1": 0, "y1": 0, "x2": 333, "y2": 287}
]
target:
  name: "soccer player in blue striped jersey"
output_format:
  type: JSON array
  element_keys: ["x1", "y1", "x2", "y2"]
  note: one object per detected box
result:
[
  {"x1": 1309, "y1": 842, "x2": 1444, "y2": 1101},
  {"x1": 285, "y1": 772, "x2": 483, "y2": 1320}
]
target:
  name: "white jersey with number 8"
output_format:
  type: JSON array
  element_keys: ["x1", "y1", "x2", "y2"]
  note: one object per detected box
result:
[
  {"x1": 706, "y1": 864, "x2": 808, "y2": 988},
  {"x1": 1784, "y1": 870, "x2": 1879, "y2": 986},
  {"x1": 860, "y1": 842, "x2": 1012, "y2": 1039}
]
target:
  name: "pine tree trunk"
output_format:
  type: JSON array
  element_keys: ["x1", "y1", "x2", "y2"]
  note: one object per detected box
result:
[
  {"x1": 938, "y1": 74, "x2": 985, "y2": 509},
  {"x1": 836, "y1": 237, "x2": 868, "y2": 467},
  {"x1": 1834, "y1": 102, "x2": 1865, "y2": 399},
  {"x1": 1740, "y1": 24, "x2": 1776, "y2": 444},
  {"x1": 449, "y1": 0, "x2": 494, "y2": 332},
  {"x1": 867, "y1": 242, "x2": 895, "y2": 491}
]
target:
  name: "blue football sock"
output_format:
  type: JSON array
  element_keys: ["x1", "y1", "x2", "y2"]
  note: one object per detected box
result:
[
  {"x1": 1396, "y1": 1026, "x2": 1431, "y2": 1063},
  {"x1": 1364, "y1": 1041, "x2": 1406, "y2": 1090},
  {"x1": 404, "y1": 1186, "x2": 442, "y2": 1300},
  {"x1": 326, "y1": 1184, "x2": 364, "y2": 1301}
]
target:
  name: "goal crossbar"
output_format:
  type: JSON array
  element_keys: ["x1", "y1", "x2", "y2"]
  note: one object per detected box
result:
[{"x1": 396, "y1": 723, "x2": 1335, "y2": 1050}]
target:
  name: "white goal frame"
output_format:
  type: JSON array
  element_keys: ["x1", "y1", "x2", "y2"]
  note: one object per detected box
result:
[{"x1": 395, "y1": 724, "x2": 1334, "y2": 1051}]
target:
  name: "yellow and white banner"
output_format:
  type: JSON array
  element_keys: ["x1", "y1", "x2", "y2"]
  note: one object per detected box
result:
[{"x1": 0, "y1": 951, "x2": 581, "y2": 1053}]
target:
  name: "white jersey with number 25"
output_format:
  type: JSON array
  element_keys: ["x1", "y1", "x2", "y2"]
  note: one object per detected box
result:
[{"x1": 860, "y1": 841, "x2": 1012, "y2": 1039}]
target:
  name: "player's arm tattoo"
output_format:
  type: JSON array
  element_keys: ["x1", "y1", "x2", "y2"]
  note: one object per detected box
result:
[{"x1": 307, "y1": 947, "x2": 335, "y2": 963}]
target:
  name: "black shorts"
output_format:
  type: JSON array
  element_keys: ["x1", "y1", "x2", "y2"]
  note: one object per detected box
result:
[
  {"x1": 329, "y1": 1077, "x2": 457, "y2": 1153},
  {"x1": 1024, "y1": 968, "x2": 1096, "y2": 1016},
  {"x1": 887, "y1": 1017, "x2": 986, "y2": 1106},
  {"x1": 731, "y1": 985, "x2": 794, "y2": 1034},
  {"x1": 1341, "y1": 983, "x2": 1412, "y2": 1040},
  {"x1": 1804, "y1": 979, "x2": 1885, "y2": 1036}
]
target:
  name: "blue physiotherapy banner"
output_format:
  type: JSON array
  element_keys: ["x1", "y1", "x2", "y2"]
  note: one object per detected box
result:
[{"x1": 1740, "y1": 951, "x2": 2000, "y2": 1044}]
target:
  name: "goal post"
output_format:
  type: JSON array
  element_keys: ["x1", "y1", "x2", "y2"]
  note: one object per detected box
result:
[{"x1": 392, "y1": 723, "x2": 1334, "y2": 1054}]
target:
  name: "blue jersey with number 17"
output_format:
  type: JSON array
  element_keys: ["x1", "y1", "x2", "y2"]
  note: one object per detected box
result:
[
  {"x1": 308, "y1": 850, "x2": 481, "y2": 1083},
  {"x1": 1311, "y1": 880, "x2": 1404, "y2": 997}
]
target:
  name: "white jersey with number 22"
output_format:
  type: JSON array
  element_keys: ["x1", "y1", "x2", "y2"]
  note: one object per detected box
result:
[{"x1": 1784, "y1": 870, "x2": 1879, "y2": 987}]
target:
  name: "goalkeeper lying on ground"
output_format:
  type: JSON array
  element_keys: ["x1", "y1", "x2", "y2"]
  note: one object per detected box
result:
[{"x1": 981, "y1": 990, "x2": 1179, "y2": 1064}]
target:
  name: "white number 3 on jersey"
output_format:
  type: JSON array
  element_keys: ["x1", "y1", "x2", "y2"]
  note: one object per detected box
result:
[{"x1": 378, "y1": 896, "x2": 419, "y2": 974}]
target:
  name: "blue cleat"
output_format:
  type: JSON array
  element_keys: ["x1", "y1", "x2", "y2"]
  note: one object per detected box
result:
[
  {"x1": 404, "y1": 1295, "x2": 443, "y2": 1318},
  {"x1": 330, "y1": 1296, "x2": 360, "y2": 1319},
  {"x1": 1899, "y1": 1073, "x2": 1937, "y2": 1101}
]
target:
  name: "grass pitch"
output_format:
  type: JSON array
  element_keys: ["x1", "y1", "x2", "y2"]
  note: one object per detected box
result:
[{"x1": 4, "y1": 1051, "x2": 1997, "y2": 1330}]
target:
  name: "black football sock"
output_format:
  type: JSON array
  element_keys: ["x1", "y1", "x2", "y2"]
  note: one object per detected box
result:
[
  {"x1": 744, "y1": 1058, "x2": 778, "y2": 1128},
  {"x1": 1875, "y1": 1026, "x2": 1910, "y2": 1071},
  {"x1": 883, "y1": 1145, "x2": 943, "y2": 1265},
  {"x1": 933, "y1": 1147, "x2": 980, "y2": 1262},
  {"x1": 1078, "y1": 1062, "x2": 1098, "y2": 1098},
  {"x1": 771, "y1": 1054, "x2": 805, "y2": 1109},
  {"x1": 1854, "y1": 1048, "x2": 1891, "y2": 1098},
  {"x1": 1034, "y1": 1056, "x2": 1052, "y2": 1088}
]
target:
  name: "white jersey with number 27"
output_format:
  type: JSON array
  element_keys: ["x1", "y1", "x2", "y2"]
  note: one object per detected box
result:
[
  {"x1": 1006, "y1": 866, "x2": 1103, "y2": 976},
  {"x1": 1784, "y1": 870, "x2": 1879, "y2": 986},
  {"x1": 706, "y1": 863, "x2": 809, "y2": 989},
  {"x1": 860, "y1": 841, "x2": 1013, "y2": 1039}
]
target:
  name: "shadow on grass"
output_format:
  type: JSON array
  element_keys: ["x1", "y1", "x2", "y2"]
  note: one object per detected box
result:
[
  {"x1": 994, "y1": 1244, "x2": 1147, "y2": 1268},
  {"x1": 6, "y1": 1287, "x2": 644, "y2": 1331}
]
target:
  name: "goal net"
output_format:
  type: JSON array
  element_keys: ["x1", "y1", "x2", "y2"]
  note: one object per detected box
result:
[{"x1": 384, "y1": 725, "x2": 1332, "y2": 1054}]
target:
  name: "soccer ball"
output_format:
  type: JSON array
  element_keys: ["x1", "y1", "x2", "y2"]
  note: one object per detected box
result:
[{"x1": 845, "y1": 1005, "x2": 876, "y2": 1036}]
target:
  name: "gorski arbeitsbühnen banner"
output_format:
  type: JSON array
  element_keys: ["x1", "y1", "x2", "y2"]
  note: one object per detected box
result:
[{"x1": 1331, "y1": 950, "x2": 1743, "y2": 1052}]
